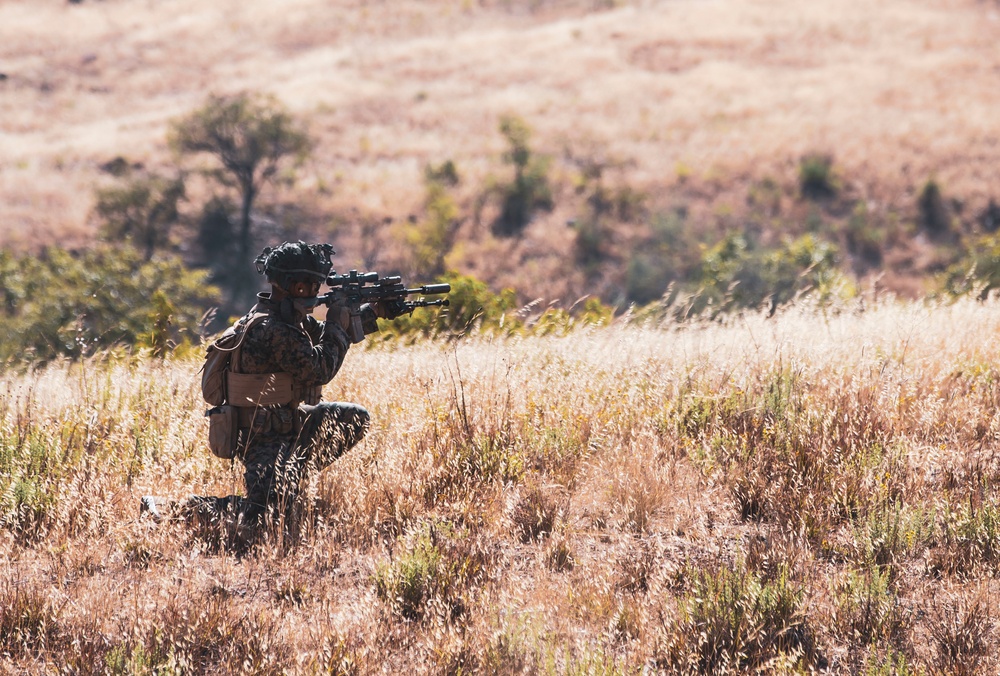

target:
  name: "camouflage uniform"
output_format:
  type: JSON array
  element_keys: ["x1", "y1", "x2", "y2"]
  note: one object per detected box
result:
[{"x1": 188, "y1": 293, "x2": 370, "y2": 530}]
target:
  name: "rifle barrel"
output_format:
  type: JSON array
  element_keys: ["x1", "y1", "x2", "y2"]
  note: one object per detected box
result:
[{"x1": 407, "y1": 284, "x2": 451, "y2": 295}]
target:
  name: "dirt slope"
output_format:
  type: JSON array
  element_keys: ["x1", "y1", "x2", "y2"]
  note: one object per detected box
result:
[{"x1": 2, "y1": 0, "x2": 999, "y2": 253}]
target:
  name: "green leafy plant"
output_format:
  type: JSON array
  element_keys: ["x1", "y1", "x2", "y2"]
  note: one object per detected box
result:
[
  {"x1": 373, "y1": 523, "x2": 492, "y2": 622},
  {"x1": 930, "y1": 499, "x2": 1000, "y2": 578},
  {"x1": 404, "y1": 162, "x2": 461, "y2": 278},
  {"x1": 692, "y1": 232, "x2": 846, "y2": 316},
  {"x1": 918, "y1": 178, "x2": 950, "y2": 235},
  {"x1": 0, "y1": 246, "x2": 219, "y2": 363},
  {"x1": 374, "y1": 530, "x2": 444, "y2": 620},
  {"x1": 376, "y1": 272, "x2": 521, "y2": 342},
  {"x1": 657, "y1": 561, "x2": 819, "y2": 673},
  {"x1": 799, "y1": 152, "x2": 838, "y2": 200},
  {"x1": 625, "y1": 208, "x2": 698, "y2": 305},
  {"x1": 486, "y1": 114, "x2": 553, "y2": 237},
  {"x1": 833, "y1": 566, "x2": 907, "y2": 646},
  {"x1": 941, "y1": 232, "x2": 1000, "y2": 299},
  {"x1": 94, "y1": 172, "x2": 185, "y2": 261}
]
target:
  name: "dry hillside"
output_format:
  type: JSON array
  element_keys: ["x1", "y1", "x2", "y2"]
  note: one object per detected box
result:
[{"x1": 2, "y1": 0, "x2": 1000, "y2": 296}]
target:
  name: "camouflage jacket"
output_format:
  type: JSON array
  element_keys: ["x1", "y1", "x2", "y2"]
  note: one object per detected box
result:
[{"x1": 236, "y1": 294, "x2": 351, "y2": 404}]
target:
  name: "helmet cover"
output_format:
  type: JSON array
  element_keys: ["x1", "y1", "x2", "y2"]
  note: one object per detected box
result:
[{"x1": 254, "y1": 241, "x2": 334, "y2": 289}]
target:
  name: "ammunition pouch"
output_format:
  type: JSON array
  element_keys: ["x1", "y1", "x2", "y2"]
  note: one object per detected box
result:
[
  {"x1": 298, "y1": 383, "x2": 322, "y2": 406},
  {"x1": 239, "y1": 406, "x2": 297, "y2": 436},
  {"x1": 206, "y1": 405, "x2": 238, "y2": 459},
  {"x1": 208, "y1": 402, "x2": 298, "y2": 460},
  {"x1": 226, "y1": 371, "x2": 294, "y2": 406}
]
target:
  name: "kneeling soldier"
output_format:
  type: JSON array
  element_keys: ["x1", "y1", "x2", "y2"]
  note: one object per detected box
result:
[{"x1": 142, "y1": 241, "x2": 387, "y2": 541}]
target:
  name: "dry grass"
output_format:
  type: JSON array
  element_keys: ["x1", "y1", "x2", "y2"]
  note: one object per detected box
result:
[
  {"x1": 4, "y1": 295, "x2": 1000, "y2": 671},
  {"x1": 2, "y1": 0, "x2": 1000, "y2": 274}
]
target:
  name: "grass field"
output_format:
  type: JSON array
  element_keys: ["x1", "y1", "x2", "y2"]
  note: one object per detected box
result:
[
  {"x1": 4, "y1": 296, "x2": 1000, "y2": 673},
  {"x1": 4, "y1": 1, "x2": 1000, "y2": 672}
]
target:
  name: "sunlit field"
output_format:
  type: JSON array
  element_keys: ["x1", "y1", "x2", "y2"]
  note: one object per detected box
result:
[{"x1": 4, "y1": 296, "x2": 1000, "y2": 673}]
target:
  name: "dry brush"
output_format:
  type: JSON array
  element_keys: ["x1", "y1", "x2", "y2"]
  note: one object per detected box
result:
[{"x1": 3, "y1": 296, "x2": 1000, "y2": 672}]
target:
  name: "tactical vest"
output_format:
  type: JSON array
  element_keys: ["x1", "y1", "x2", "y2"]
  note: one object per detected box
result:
[
  {"x1": 201, "y1": 310, "x2": 321, "y2": 458},
  {"x1": 202, "y1": 311, "x2": 322, "y2": 408}
]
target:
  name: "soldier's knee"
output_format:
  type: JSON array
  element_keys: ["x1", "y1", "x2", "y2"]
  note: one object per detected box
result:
[
  {"x1": 352, "y1": 405, "x2": 371, "y2": 430},
  {"x1": 326, "y1": 402, "x2": 368, "y2": 429},
  {"x1": 335, "y1": 403, "x2": 369, "y2": 447}
]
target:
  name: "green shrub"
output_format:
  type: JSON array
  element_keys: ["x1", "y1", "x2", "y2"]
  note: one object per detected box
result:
[
  {"x1": 569, "y1": 215, "x2": 610, "y2": 273},
  {"x1": 833, "y1": 566, "x2": 907, "y2": 646},
  {"x1": 373, "y1": 523, "x2": 492, "y2": 621},
  {"x1": 918, "y1": 178, "x2": 950, "y2": 234},
  {"x1": 624, "y1": 209, "x2": 699, "y2": 305},
  {"x1": 930, "y1": 499, "x2": 1000, "y2": 578},
  {"x1": 0, "y1": 245, "x2": 220, "y2": 363},
  {"x1": 374, "y1": 530, "x2": 444, "y2": 620},
  {"x1": 530, "y1": 297, "x2": 614, "y2": 336},
  {"x1": 981, "y1": 199, "x2": 1000, "y2": 233},
  {"x1": 488, "y1": 114, "x2": 553, "y2": 237},
  {"x1": 376, "y1": 273, "x2": 614, "y2": 343},
  {"x1": 569, "y1": 160, "x2": 647, "y2": 275},
  {"x1": 689, "y1": 232, "x2": 847, "y2": 317},
  {"x1": 425, "y1": 159, "x2": 460, "y2": 187},
  {"x1": 376, "y1": 272, "x2": 521, "y2": 342},
  {"x1": 196, "y1": 196, "x2": 237, "y2": 258},
  {"x1": 861, "y1": 648, "x2": 922, "y2": 676},
  {"x1": 851, "y1": 502, "x2": 935, "y2": 573},
  {"x1": 799, "y1": 152, "x2": 837, "y2": 199},
  {"x1": 656, "y1": 561, "x2": 820, "y2": 673},
  {"x1": 845, "y1": 201, "x2": 885, "y2": 268},
  {"x1": 941, "y1": 232, "x2": 1000, "y2": 299},
  {"x1": 405, "y1": 168, "x2": 460, "y2": 278},
  {"x1": 95, "y1": 171, "x2": 185, "y2": 261}
]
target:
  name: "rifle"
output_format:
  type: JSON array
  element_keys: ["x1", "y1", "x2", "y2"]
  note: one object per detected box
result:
[{"x1": 315, "y1": 270, "x2": 450, "y2": 343}]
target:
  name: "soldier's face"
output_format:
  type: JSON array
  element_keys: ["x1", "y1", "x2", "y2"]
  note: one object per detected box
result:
[{"x1": 288, "y1": 280, "x2": 321, "y2": 298}]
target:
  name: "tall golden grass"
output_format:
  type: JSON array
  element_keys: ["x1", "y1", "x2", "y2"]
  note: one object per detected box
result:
[{"x1": 3, "y1": 295, "x2": 1000, "y2": 672}]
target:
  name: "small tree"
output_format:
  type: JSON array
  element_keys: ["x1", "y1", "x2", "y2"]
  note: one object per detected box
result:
[
  {"x1": 405, "y1": 162, "x2": 461, "y2": 278},
  {"x1": 799, "y1": 152, "x2": 837, "y2": 200},
  {"x1": 95, "y1": 173, "x2": 185, "y2": 261},
  {"x1": 169, "y1": 92, "x2": 312, "y2": 296},
  {"x1": 488, "y1": 115, "x2": 553, "y2": 237},
  {"x1": 918, "y1": 178, "x2": 950, "y2": 234}
]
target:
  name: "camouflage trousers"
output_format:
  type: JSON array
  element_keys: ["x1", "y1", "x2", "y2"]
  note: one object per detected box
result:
[{"x1": 186, "y1": 401, "x2": 370, "y2": 534}]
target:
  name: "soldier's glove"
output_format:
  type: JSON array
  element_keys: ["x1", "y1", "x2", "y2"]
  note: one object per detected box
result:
[
  {"x1": 371, "y1": 300, "x2": 409, "y2": 321},
  {"x1": 332, "y1": 306, "x2": 351, "y2": 332},
  {"x1": 321, "y1": 306, "x2": 352, "y2": 349}
]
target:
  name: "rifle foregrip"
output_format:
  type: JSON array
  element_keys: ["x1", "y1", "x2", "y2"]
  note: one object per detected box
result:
[{"x1": 348, "y1": 313, "x2": 365, "y2": 344}]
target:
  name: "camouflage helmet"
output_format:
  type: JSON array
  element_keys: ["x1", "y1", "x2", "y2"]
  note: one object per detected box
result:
[{"x1": 254, "y1": 241, "x2": 334, "y2": 289}]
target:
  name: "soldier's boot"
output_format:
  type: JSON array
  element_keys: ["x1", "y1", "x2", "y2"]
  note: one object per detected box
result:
[{"x1": 139, "y1": 495, "x2": 168, "y2": 523}]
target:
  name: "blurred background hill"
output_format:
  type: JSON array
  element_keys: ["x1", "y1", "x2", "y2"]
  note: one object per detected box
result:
[{"x1": 2, "y1": 0, "x2": 1000, "y2": 313}]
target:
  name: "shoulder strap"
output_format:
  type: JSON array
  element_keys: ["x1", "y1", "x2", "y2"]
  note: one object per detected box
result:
[
  {"x1": 211, "y1": 311, "x2": 271, "y2": 355},
  {"x1": 227, "y1": 312, "x2": 271, "y2": 374}
]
